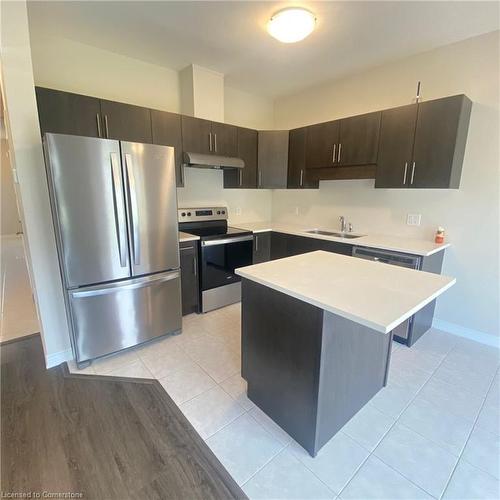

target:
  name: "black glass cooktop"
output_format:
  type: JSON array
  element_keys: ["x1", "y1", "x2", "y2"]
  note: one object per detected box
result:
[{"x1": 179, "y1": 221, "x2": 251, "y2": 240}]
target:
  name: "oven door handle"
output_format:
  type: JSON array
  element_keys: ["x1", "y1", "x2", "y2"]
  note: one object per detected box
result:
[{"x1": 201, "y1": 235, "x2": 253, "y2": 247}]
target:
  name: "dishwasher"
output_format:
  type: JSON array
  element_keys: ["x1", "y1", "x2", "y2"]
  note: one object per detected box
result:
[{"x1": 352, "y1": 246, "x2": 423, "y2": 345}]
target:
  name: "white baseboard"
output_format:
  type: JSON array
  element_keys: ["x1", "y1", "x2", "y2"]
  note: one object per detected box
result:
[
  {"x1": 46, "y1": 348, "x2": 73, "y2": 368},
  {"x1": 433, "y1": 319, "x2": 500, "y2": 349}
]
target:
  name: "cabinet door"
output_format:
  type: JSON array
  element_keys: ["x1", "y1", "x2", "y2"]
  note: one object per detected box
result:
[
  {"x1": 100, "y1": 100, "x2": 152, "y2": 143},
  {"x1": 35, "y1": 87, "x2": 102, "y2": 138},
  {"x1": 224, "y1": 127, "x2": 258, "y2": 188},
  {"x1": 305, "y1": 120, "x2": 339, "y2": 169},
  {"x1": 181, "y1": 116, "x2": 212, "y2": 155},
  {"x1": 151, "y1": 110, "x2": 184, "y2": 187},
  {"x1": 375, "y1": 104, "x2": 418, "y2": 188},
  {"x1": 288, "y1": 128, "x2": 319, "y2": 189},
  {"x1": 211, "y1": 122, "x2": 238, "y2": 157},
  {"x1": 338, "y1": 112, "x2": 381, "y2": 166},
  {"x1": 411, "y1": 95, "x2": 472, "y2": 189},
  {"x1": 180, "y1": 242, "x2": 199, "y2": 316},
  {"x1": 270, "y1": 232, "x2": 289, "y2": 260},
  {"x1": 253, "y1": 232, "x2": 271, "y2": 263},
  {"x1": 258, "y1": 131, "x2": 289, "y2": 189}
]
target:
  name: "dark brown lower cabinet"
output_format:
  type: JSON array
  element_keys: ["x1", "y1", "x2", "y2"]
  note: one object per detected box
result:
[
  {"x1": 151, "y1": 110, "x2": 184, "y2": 187},
  {"x1": 270, "y1": 232, "x2": 352, "y2": 260},
  {"x1": 180, "y1": 241, "x2": 199, "y2": 316},
  {"x1": 35, "y1": 87, "x2": 102, "y2": 138},
  {"x1": 253, "y1": 232, "x2": 271, "y2": 263}
]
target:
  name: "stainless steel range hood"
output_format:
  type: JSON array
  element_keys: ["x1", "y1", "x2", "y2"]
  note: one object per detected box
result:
[{"x1": 183, "y1": 151, "x2": 244, "y2": 170}]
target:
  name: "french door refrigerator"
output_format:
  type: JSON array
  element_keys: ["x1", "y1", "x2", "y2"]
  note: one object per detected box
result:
[{"x1": 44, "y1": 133, "x2": 181, "y2": 366}]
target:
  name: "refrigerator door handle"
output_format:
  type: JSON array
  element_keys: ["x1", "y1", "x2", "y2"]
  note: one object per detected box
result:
[
  {"x1": 124, "y1": 153, "x2": 140, "y2": 266},
  {"x1": 70, "y1": 270, "x2": 180, "y2": 298},
  {"x1": 110, "y1": 152, "x2": 128, "y2": 267}
]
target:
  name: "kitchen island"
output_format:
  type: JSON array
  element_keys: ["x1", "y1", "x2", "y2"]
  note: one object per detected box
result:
[{"x1": 236, "y1": 251, "x2": 455, "y2": 456}]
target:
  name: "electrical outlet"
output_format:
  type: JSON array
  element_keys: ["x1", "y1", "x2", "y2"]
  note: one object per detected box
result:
[
  {"x1": 295, "y1": 206, "x2": 300, "y2": 216},
  {"x1": 235, "y1": 207, "x2": 242, "y2": 216},
  {"x1": 406, "y1": 214, "x2": 422, "y2": 226}
]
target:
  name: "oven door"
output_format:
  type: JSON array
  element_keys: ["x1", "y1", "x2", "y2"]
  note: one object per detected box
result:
[{"x1": 201, "y1": 235, "x2": 253, "y2": 291}]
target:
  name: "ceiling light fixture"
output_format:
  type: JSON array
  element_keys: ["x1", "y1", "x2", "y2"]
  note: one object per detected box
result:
[{"x1": 267, "y1": 7, "x2": 316, "y2": 43}]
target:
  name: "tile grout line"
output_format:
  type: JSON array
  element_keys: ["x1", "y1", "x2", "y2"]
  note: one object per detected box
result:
[
  {"x1": 438, "y1": 364, "x2": 500, "y2": 499},
  {"x1": 338, "y1": 346, "x2": 453, "y2": 499}
]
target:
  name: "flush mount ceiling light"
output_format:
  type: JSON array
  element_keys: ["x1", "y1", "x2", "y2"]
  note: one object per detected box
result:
[{"x1": 267, "y1": 7, "x2": 316, "y2": 43}]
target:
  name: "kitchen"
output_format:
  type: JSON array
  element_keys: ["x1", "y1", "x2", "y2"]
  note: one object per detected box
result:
[{"x1": 1, "y1": 1, "x2": 499, "y2": 499}]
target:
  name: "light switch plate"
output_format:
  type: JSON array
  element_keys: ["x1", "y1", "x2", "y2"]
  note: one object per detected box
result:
[
  {"x1": 295, "y1": 206, "x2": 300, "y2": 216},
  {"x1": 407, "y1": 214, "x2": 422, "y2": 226}
]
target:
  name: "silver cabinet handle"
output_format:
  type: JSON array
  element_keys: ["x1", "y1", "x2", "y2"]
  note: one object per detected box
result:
[
  {"x1": 258, "y1": 170, "x2": 262, "y2": 187},
  {"x1": 104, "y1": 115, "x2": 109, "y2": 138},
  {"x1": 110, "y1": 153, "x2": 127, "y2": 267},
  {"x1": 255, "y1": 235, "x2": 259, "y2": 252},
  {"x1": 410, "y1": 161, "x2": 416, "y2": 185},
  {"x1": 214, "y1": 133, "x2": 217, "y2": 153},
  {"x1": 239, "y1": 169, "x2": 242, "y2": 187},
  {"x1": 179, "y1": 164, "x2": 183, "y2": 186},
  {"x1": 332, "y1": 144, "x2": 336, "y2": 163},
  {"x1": 403, "y1": 162, "x2": 408, "y2": 185},
  {"x1": 96, "y1": 113, "x2": 102, "y2": 137},
  {"x1": 209, "y1": 132, "x2": 213, "y2": 152},
  {"x1": 202, "y1": 235, "x2": 253, "y2": 246},
  {"x1": 300, "y1": 169, "x2": 304, "y2": 187},
  {"x1": 193, "y1": 255, "x2": 197, "y2": 276},
  {"x1": 125, "y1": 153, "x2": 140, "y2": 265},
  {"x1": 338, "y1": 143, "x2": 342, "y2": 163}
]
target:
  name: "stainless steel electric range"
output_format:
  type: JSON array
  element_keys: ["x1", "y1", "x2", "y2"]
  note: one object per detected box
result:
[{"x1": 178, "y1": 207, "x2": 253, "y2": 312}]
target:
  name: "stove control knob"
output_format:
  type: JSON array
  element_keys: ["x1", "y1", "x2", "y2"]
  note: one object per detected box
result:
[
  {"x1": 217, "y1": 210, "x2": 221, "y2": 214},
  {"x1": 222, "y1": 210, "x2": 226, "y2": 214},
  {"x1": 187, "y1": 212, "x2": 191, "y2": 216},
  {"x1": 181, "y1": 212, "x2": 186, "y2": 217}
]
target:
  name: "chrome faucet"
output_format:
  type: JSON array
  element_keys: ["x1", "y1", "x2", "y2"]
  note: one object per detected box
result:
[{"x1": 339, "y1": 216, "x2": 347, "y2": 233}]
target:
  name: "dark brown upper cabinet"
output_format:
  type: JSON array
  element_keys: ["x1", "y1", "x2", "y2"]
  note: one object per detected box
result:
[
  {"x1": 258, "y1": 130, "x2": 289, "y2": 189},
  {"x1": 375, "y1": 104, "x2": 418, "y2": 188},
  {"x1": 211, "y1": 122, "x2": 238, "y2": 157},
  {"x1": 224, "y1": 127, "x2": 258, "y2": 189},
  {"x1": 181, "y1": 116, "x2": 238, "y2": 157},
  {"x1": 410, "y1": 95, "x2": 472, "y2": 189},
  {"x1": 35, "y1": 87, "x2": 102, "y2": 138},
  {"x1": 375, "y1": 95, "x2": 472, "y2": 189},
  {"x1": 181, "y1": 116, "x2": 212, "y2": 155},
  {"x1": 305, "y1": 120, "x2": 339, "y2": 169},
  {"x1": 151, "y1": 110, "x2": 184, "y2": 187},
  {"x1": 337, "y1": 112, "x2": 381, "y2": 166},
  {"x1": 99, "y1": 100, "x2": 152, "y2": 143},
  {"x1": 288, "y1": 127, "x2": 319, "y2": 189}
]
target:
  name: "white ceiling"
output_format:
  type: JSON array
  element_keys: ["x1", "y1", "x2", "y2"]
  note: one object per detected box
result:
[{"x1": 27, "y1": 1, "x2": 499, "y2": 98}]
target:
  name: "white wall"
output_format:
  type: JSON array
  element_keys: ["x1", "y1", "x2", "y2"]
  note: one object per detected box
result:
[
  {"x1": 0, "y1": 1, "x2": 72, "y2": 366},
  {"x1": 29, "y1": 33, "x2": 275, "y2": 227},
  {"x1": 273, "y1": 32, "x2": 500, "y2": 342},
  {"x1": 1, "y1": 138, "x2": 22, "y2": 235}
]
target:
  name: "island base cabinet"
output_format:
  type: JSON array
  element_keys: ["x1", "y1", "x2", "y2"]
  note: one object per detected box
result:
[{"x1": 241, "y1": 279, "x2": 393, "y2": 457}]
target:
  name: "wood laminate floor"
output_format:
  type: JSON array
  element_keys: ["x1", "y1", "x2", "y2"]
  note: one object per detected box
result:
[{"x1": 0, "y1": 335, "x2": 245, "y2": 499}]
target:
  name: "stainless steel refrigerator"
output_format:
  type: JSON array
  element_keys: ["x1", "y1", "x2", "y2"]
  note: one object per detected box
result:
[{"x1": 44, "y1": 133, "x2": 182, "y2": 366}]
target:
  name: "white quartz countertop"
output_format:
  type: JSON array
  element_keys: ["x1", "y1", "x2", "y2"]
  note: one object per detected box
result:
[
  {"x1": 231, "y1": 221, "x2": 449, "y2": 257},
  {"x1": 235, "y1": 251, "x2": 455, "y2": 334},
  {"x1": 179, "y1": 231, "x2": 200, "y2": 243}
]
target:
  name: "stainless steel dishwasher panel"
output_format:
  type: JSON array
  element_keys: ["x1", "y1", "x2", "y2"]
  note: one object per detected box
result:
[
  {"x1": 69, "y1": 270, "x2": 182, "y2": 363},
  {"x1": 352, "y1": 246, "x2": 421, "y2": 341}
]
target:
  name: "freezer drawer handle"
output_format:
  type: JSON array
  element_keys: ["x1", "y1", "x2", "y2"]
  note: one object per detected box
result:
[
  {"x1": 110, "y1": 153, "x2": 128, "y2": 267},
  {"x1": 70, "y1": 271, "x2": 180, "y2": 298},
  {"x1": 125, "y1": 153, "x2": 140, "y2": 266},
  {"x1": 202, "y1": 235, "x2": 253, "y2": 246}
]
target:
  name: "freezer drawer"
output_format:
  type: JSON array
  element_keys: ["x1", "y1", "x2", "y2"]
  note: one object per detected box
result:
[{"x1": 69, "y1": 270, "x2": 181, "y2": 363}]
